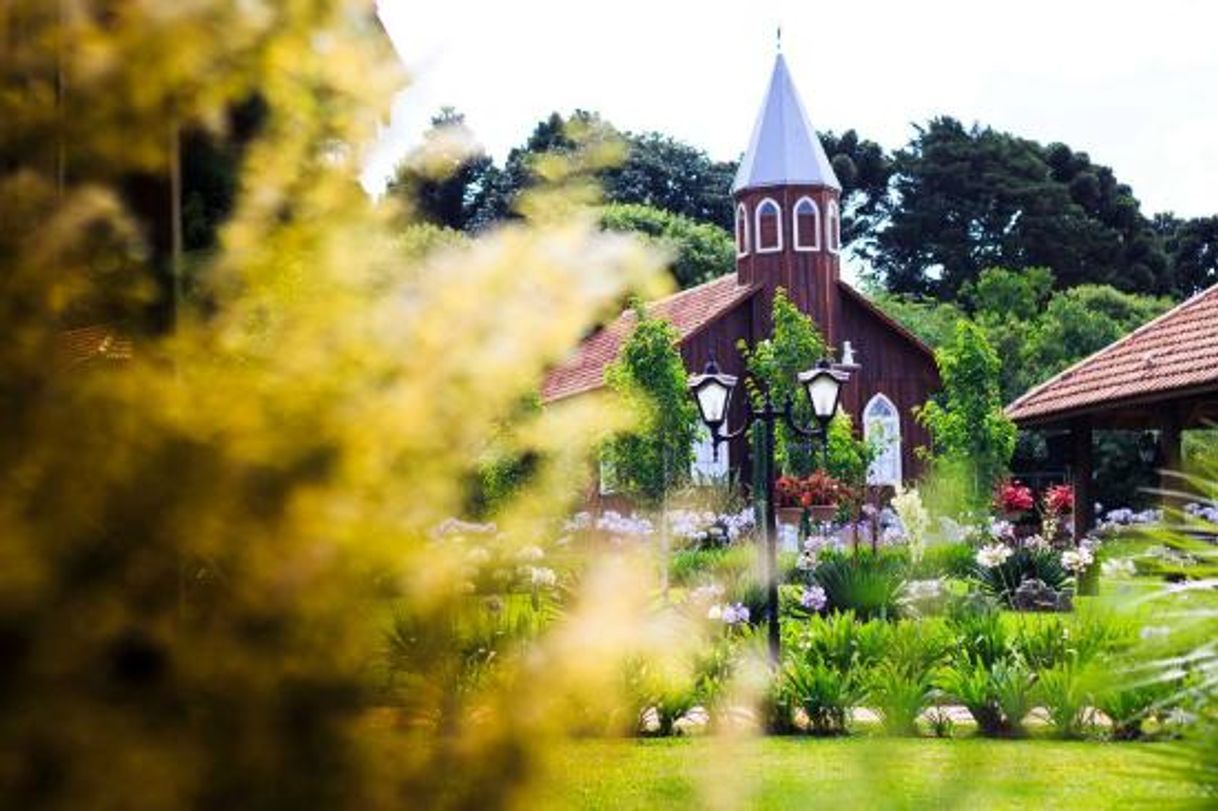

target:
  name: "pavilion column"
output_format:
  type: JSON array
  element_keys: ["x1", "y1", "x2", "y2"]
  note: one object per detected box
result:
[
  {"x1": 1069, "y1": 417, "x2": 1094, "y2": 540},
  {"x1": 1157, "y1": 406, "x2": 1185, "y2": 515}
]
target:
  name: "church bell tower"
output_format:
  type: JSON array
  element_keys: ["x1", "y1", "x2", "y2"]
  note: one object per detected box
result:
[{"x1": 733, "y1": 53, "x2": 842, "y2": 346}]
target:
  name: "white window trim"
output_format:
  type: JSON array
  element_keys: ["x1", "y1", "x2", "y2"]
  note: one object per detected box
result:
[
  {"x1": 792, "y1": 196, "x2": 822, "y2": 252},
  {"x1": 754, "y1": 197, "x2": 783, "y2": 253},
  {"x1": 863, "y1": 393, "x2": 902, "y2": 487},
  {"x1": 735, "y1": 203, "x2": 750, "y2": 258},
  {"x1": 826, "y1": 199, "x2": 841, "y2": 254}
]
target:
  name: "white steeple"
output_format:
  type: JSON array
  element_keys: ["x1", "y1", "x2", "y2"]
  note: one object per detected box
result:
[{"x1": 732, "y1": 53, "x2": 840, "y2": 193}]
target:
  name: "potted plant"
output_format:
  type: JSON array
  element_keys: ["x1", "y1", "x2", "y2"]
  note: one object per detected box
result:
[
  {"x1": 801, "y1": 469, "x2": 846, "y2": 524},
  {"x1": 775, "y1": 475, "x2": 806, "y2": 528}
]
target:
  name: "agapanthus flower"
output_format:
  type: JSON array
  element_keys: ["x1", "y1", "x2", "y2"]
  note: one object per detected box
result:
[
  {"x1": 1024, "y1": 533, "x2": 1050, "y2": 551},
  {"x1": 672, "y1": 706, "x2": 710, "y2": 736},
  {"x1": 800, "y1": 585, "x2": 827, "y2": 611},
  {"x1": 988, "y1": 519, "x2": 1015, "y2": 541},
  {"x1": 527, "y1": 566, "x2": 558, "y2": 587},
  {"x1": 976, "y1": 543, "x2": 1013, "y2": 568},
  {"x1": 1060, "y1": 548, "x2": 1094, "y2": 573},
  {"x1": 721, "y1": 603, "x2": 750, "y2": 625}
]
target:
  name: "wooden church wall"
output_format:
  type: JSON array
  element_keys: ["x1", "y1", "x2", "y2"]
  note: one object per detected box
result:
[{"x1": 835, "y1": 292, "x2": 939, "y2": 479}]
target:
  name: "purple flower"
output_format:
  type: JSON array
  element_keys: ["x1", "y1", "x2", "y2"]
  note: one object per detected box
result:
[
  {"x1": 721, "y1": 603, "x2": 750, "y2": 625},
  {"x1": 800, "y1": 585, "x2": 827, "y2": 612}
]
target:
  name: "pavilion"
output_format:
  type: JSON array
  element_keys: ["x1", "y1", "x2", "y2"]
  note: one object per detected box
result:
[{"x1": 1006, "y1": 283, "x2": 1218, "y2": 537}]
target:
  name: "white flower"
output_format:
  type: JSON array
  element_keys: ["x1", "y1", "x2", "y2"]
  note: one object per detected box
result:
[
  {"x1": 1101, "y1": 557, "x2": 1137, "y2": 579},
  {"x1": 706, "y1": 604, "x2": 723, "y2": 621},
  {"x1": 796, "y1": 552, "x2": 817, "y2": 571},
  {"x1": 1060, "y1": 548, "x2": 1094, "y2": 573},
  {"x1": 527, "y1": 566, "x2": 557, "y2": 587},
  {"x1": 792, "y1": 706, "x2": 811, "y2": 731},
  {"x1": 976, "y1": 543, "x2": 1013, "y2": 568},
  {"x1": 1024, "y1": 534, "x2": 1050, "y2": 551},
  {"x1": 639, "y1": 706, "x2": 661, "y2": 734}
]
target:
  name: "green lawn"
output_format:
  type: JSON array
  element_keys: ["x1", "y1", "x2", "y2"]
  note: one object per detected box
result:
[{"x1": 527, "y1": 737, "x2": 1197, "y2": 810}]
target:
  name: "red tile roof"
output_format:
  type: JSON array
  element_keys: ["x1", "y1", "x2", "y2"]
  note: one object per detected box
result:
[
  {"x1": 1007, "y1": 283, "x2": 1218, "y2": 424},
  {"x1": 58, "y1": 325, "x2": 133, "y2": 366},
  {"x1": 541, "y1": 275, "x2": 759, "y2": 403}
]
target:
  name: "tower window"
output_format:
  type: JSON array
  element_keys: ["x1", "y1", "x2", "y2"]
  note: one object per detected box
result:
[
  {"x1": 864, "y1": 394, "x2": 902, "y2": 487},
  {"x1": 755, "y1": 198, "x2": 782, "y2": 253},
  {"x1": 826, "y1": 199, "x2": 841, "y2": 254},
  {"x1": 793, "y1": 197, "x2": 821, "y2": 251},
  {"x1": 735, "y1": 203, "x2": 749, "y2": 257}
]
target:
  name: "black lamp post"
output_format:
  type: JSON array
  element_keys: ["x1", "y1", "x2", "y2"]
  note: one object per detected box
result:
[{"x1": 688, "y1": 357, "x2": 850, "y2": 664}]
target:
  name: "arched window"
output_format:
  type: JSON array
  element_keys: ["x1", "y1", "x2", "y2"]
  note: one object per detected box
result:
[
  {"x1": 690, "y1": 424, "x2": 729, "y2": 483},
  {"x1": 793, "y1": 196, "x2": 821, "y2": 251},
  {"x1": 826, "y1": 199, "x2": 841, "y2": 254},
  {"x1": 755, "y1": 198, "x2": 782, "y2": 253},
  {"x1": 864, "y1": 394, "x2": 902, "y2": 486},
  {"x1": 735, "y1": 203, "x2": 749, "y2": 257}
]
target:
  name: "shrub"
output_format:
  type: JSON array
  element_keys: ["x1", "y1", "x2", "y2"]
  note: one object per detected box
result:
[
  {"x1": 947, "y1": 604, "x2": 1009, "y2": 668},
  {"x1": 790, "y1": 612, "x2": 891, "y2": 673},
  {"x1": 972, "y1": 546, "x2": 1069, "y2": 606},
  {"x1": 989, "y1": 658, "x2": 1037, "y2": 737},
  {"x1": 869, "y1": 661, "x2": 938, "y2": 736},
  {"x1": 775, "y1": 658, "x2": 865, "y2": 735},
  {"x1": 912, "y1": 542, "x2": 976, "y2": 579},
  {"x1": 1094, "y1": 681, "x2": 1176, "y2": 740},
  {"x1": 814, "y1": 551, "x2": 907, "y2": 620},
  {"x1": 938, "y1": 656, "x2": 1007, "y2": 736},
  {"x1": 1035, "y1": 663, "x2": 1091, "y2": 738}
]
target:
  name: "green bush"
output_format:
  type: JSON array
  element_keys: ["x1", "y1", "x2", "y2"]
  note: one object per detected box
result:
[
  {"x1": 912, "y1": 542, "x2": 976, "y2": 579},
  {"x1": 1035, "y1": 663, "x2": 1091, "y2": 738},
  {"x1": 937, "y1": 656, "x2": 1007, "y2": 736},
  {"x1": 814, "y1": 551, "x2": 907, "y2": 620},
  {"x1": 774, "y1": 658, "x2": 865, "y2": 735},
  {"x1": 1094, "y1": 681, "x2": 1176, "y2": 740},
  {"x1": 947, "y1": 604, "x2": 1009, "y2": 668},
  {"x1": 971, "y1": 547, "x2": 1069, "y2": 606},
  {"x1": 788, "y1": 612, "x2": 891, "y2": 673},
  {"x1": 868, "y1": 661, "x2": 939, "y2": 736}
]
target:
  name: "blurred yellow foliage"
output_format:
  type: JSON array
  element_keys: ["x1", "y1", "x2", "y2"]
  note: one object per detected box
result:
[{"x1": 0, "y1": 2, "x2": 682, "y2": 808}]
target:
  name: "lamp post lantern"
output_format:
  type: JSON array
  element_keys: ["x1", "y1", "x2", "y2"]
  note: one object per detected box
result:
[{"x1": 688, "y1": 356, "x2": 851, "y2": 664}]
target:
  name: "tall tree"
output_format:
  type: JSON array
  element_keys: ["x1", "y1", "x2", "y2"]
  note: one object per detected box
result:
[
  {"x1": 600, "y1": 203, "x2": 733, "y2": 289},
  {"x1": 387, "y1": 107, "x2": 493, "y2": 231},
  {"x1": 602, "y1": 304, "x2": 700, "y2": 504},
  {"x1": 916, "y1": 320, "x2": 1017, "y2": 511},
  {"x1": 819, "y1": 129, "x2": 893, "y2": 250},
  {"x1": 601, "y1": 132, "x2": 737, "y2": 229},
  {"x1": 873, "y1": 117, "x2": 1170, "y2": 299},
  {"x1": 1159, "y1": 214, "x2": 1218, "y2": 295}
]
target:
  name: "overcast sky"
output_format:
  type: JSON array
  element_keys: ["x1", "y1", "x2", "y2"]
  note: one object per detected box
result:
[{"x1": 368, "y1": 0, "x2": 1218, "y2": 219}]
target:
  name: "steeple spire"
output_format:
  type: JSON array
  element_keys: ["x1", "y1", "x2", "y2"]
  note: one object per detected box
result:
[{"x1": 732, "y1": 53, "x2": 840, "y2": 193}]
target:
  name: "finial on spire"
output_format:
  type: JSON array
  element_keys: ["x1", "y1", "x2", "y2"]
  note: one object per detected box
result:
[{"x1": 776, "y1": 24, "x2": 782, "y2": 53}]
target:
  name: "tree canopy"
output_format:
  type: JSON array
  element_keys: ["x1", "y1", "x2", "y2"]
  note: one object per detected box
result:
[
  {"x1": 602, "y1": 303, "x2": 700, "y2": 504},
  {"x1": 600, "y1": 203, "x2": 733, "y2": 289}
]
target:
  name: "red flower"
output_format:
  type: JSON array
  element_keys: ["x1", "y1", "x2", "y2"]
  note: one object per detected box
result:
[
  {"x1": 995, "y1": 480, "x2": 1035, "y2": 514},
  {"x1": 775, "y1": 470, "x2": 847, "y2": 508},
  {"x1": 1044, "y1": 484, "x2": 1074, "y2": 515}
]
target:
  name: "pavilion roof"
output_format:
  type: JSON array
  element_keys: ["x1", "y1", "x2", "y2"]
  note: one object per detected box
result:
[{"x1": 1006, "y1": 283, "x2": 1218, "y2": 426}]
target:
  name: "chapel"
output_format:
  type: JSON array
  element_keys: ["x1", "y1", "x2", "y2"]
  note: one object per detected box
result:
[{"x1": 542, "y1": 52, "x2": 941, "y2": 494}]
